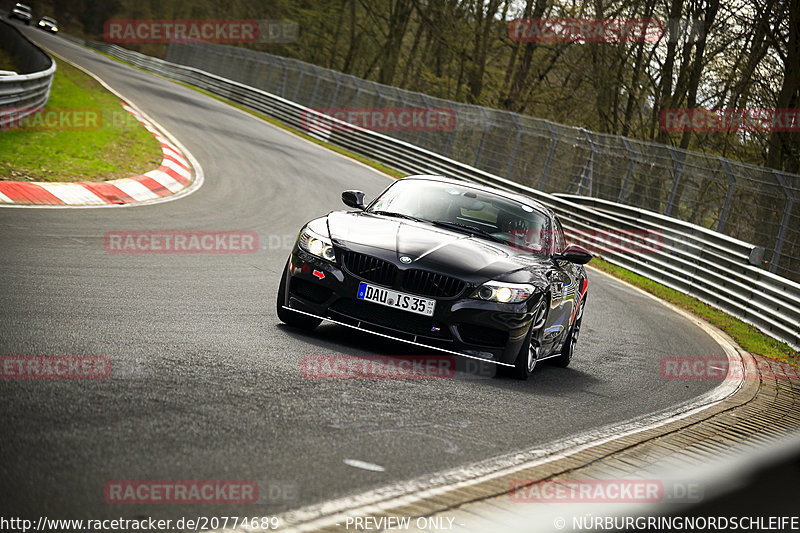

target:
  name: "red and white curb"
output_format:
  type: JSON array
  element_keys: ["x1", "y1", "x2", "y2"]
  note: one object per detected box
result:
[{"x1": 0, "y1": 102, "x2": 198, "y2": 207}]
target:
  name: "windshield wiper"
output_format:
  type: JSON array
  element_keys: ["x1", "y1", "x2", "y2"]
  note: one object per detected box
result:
[
  {"x1": 429, "y1": 220, "x2": 507, "y2": 245},
  {"x1": 370, "y1": 210, "x2": 426, "y2": 223}
]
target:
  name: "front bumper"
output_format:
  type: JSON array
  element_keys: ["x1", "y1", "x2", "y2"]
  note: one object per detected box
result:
[{"x1": 280, "y1": 248, "x2": 540, "y2": 366}]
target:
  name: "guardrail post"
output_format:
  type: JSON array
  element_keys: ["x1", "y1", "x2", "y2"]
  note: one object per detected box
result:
[
  {"x1": 224, "y1": 50, "x2": 237, "y2": 80},
  {"x1": 443, "y1": 104, "x2": 458, "y2": 157},
  {"x1": 165, "y1": 42, "x2": 176, "y2": 63},
  {"x1": 396, "y1": 88, "x2": 408, "y2": 141},
  {"x1": 329, "y1": 79, "x2": 342, "y2": 108},
  {"x1": 262, "y1": 59, "x2": 274, "y2": 90},
  {"x1": 665, "y1": 147, "x2": 685, "y2": 216},
  {"x1": 717, "y1": 157, "x2": 737, "y2": 233},
  {"x1": 618, "y1": 137, "x2": 636, "y2": 202},
  {"x1": 504, "y1": 114, "x2": 522, "y2": 179},
  {"x1": 770, "y1": 171, "x2": 795, "y2": 274},
  {"x1": 574, "y1": 128, "x2": 595, "y2": 196},
  {"x1": 538, "y1": 121, "x2": 558, "y2": 190},
  {"x1": 473, "y1": 108, "x2": 489, "y2": 167},
  {"x1": 307, "y1": 72, "x2": 321, "y2": 107},
  {"x1": 291, "y1": 70, "x2": 304, "y2": 103},
  {"x1": 418, "y1": 94, "x2": 432, "y2": 146},
  {"x1": 278, "y1": 58, "x2": 288, "y2": 98},
  {"x1": 373, "y1": 83, "x2": 383, "y2": 109}
]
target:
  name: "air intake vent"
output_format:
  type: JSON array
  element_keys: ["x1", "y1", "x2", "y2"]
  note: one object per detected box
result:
[
  {"x1": 341, "y1": 250, "x2": 397, "y2": 286},
  {"x1": 402, "y1": 269, "x2": 466, "y2": 298}
]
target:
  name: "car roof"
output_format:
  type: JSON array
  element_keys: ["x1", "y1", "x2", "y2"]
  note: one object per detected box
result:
[
  {"x1": 16, "y1": 3, "x2": 31, "y2": 9},
  {"x1": 41, "y1": 16, "x2": 56, "y2": 22},
  {"x1": 397, "y1": 174, "x2": 556, "y2": 219}
]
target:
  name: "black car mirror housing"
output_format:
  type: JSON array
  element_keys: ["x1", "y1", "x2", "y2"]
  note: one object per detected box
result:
[
  {"x1": 554, "y1": 243, "x2": 592, "y2": 264},
  {"x1": 342, "y1": 190, "x2": 366, "y2": 210}
]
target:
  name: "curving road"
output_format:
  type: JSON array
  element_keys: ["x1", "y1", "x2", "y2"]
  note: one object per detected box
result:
[{"x1": 1, "y1": 30, "x2": 727, "y2": 522}]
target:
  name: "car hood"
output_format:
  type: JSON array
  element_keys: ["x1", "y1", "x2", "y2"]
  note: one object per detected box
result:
[{"x1": 320, "y1": 211, "x2": 551, "y2": 287}]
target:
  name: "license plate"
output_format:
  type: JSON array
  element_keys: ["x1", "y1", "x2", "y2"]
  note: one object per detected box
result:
[{"x1": 357, "y1": 282, "x2": 435, "y2": 316}]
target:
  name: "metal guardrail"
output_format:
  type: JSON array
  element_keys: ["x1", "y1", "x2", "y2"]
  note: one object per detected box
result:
[
  {"x1": 69, "y1": 37, "x2": 799, "y2": 350},
  {"x1": 554, "y1": 194, "x2": 800, "y2": 348},
  {"x1": 163, "y1": 42, "x2": 800, "y2": 282},
  {"x1": 0, "y1": 20, "x2": 55, "y2": 128}
]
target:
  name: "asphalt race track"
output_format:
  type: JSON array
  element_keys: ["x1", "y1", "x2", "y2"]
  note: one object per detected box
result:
[{"x1": 1, "y1": 30, "x2": 727, "y2": 521}]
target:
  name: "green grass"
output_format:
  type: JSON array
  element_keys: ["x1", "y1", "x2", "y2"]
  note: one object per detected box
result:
[
  {"x1": 0, "y1": 57, "x2": 162, "y2": 182},
  {"x1": 86, "y1": 45, "x2": 799, "y2": 366},
  {"x1": 590, "y1": 257, "x2": 799, "y2": 364}
]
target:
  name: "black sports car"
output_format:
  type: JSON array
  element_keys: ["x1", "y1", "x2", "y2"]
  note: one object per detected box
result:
[{"x1": 277, "y1": 176, "x2": 591, "y2": 379}]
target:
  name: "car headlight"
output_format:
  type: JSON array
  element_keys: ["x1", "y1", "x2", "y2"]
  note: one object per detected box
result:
[
  {"x1": 471, "y1": 281, "x2": 535, "y2": 303},
  {"x1": 298, "y1": 227, "x2": 336, "y2": 262}
]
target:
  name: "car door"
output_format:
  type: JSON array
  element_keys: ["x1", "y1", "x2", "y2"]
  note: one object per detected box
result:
[{"x1": 543, "y1": 219, "x2": 576, "y2": 354}]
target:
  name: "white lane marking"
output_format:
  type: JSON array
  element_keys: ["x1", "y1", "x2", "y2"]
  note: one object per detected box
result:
[
  {"x1": 37, "y1": 182, "x2": 108, "y2": 205},
  {"x1": 108, "y1": 178, "x2": 160, "y2": 201},
  {"x1": 0, "y1": 45, "x2": 205, "y2": 209},
  {"x1": 161, "y1": 145, "x2": 184, "y2": 160},
  {"x1": 145, "y1": 169, "x2": 184, "y2": 193},
  {"x1": 162, "y1": 159, "x2": 190, "y2": 178},
  {"x1": 344, "y1": 459, "x2": 386, "y2": 473},
  {"x1": 159, "y1": 140, "x2": 180, "y2": 154}
]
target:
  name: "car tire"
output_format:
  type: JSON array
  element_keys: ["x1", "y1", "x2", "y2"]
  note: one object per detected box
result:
[
  {"x1": 550, "y1": 295, "x2": 586, "y2": 368},
  {"x1": 509, "y1": 322, "x2": 539, "y2": 380},
  {"x1": 276, "y1": 259, "x2": 322, "y2": 330}
]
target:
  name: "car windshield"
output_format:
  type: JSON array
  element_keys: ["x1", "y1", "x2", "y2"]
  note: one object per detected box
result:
[
  {"x1": 16, "y1": 4, "x2": 31, "y2": 11},
  {"x1": 42, "y1": 17, "x2": 56, "y2": 23},
  {"x1": 368, "y1": 179, "x2": 551, "y2": 254}
]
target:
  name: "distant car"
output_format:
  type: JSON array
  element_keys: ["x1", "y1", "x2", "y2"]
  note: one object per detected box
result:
[
  {"x1": 36, "y1": 16, "x2": 58, "y2": 33},
  {"x1": 7, "y1": 3, "x2": 32, "y2": 24},
  {"x1": 277, "y1": 175, "x2": 592, "y2": 380}
]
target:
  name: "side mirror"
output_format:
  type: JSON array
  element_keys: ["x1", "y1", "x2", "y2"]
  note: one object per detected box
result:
[
  {"x1": 554, "y1": 243, "x2": 592, "y2": 264},
  {"x1": 342, "y1": 190, "x2": 366, "y2": 210}
]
